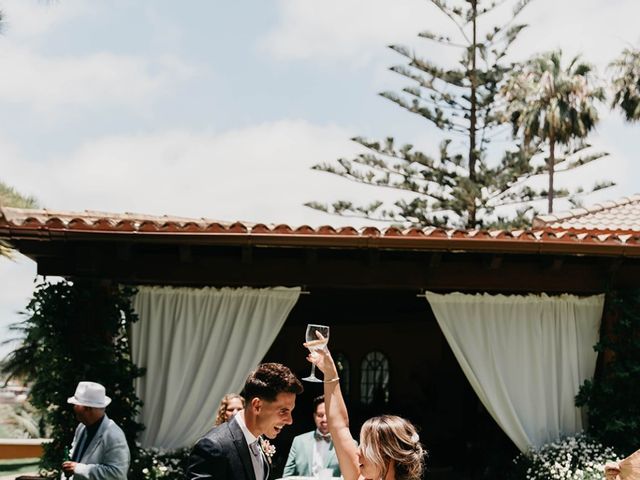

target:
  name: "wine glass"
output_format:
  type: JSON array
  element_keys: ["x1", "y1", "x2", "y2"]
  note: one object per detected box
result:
[{"x1": 302, "y1": 324, "x2": 330, "y2": 382}]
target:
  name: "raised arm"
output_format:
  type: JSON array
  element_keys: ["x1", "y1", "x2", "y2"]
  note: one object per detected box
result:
[{"x1": 306, "y1": 343, "x2": 360, "y2": 480}]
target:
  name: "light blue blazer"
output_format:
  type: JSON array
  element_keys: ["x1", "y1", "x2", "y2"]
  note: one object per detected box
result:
[
  {"x1": 67, "y1": 414, "x2": 130, "y2": 480},
  {"x1": 283, "y1": 431, "x2": 340, "y2": 477}
]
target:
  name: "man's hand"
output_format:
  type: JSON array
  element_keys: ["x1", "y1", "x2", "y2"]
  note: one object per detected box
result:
[{"x1": 62, "y1": 461, "x2": 78, "y2": 476}]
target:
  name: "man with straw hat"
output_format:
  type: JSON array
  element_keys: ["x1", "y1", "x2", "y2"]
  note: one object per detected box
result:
[{"x1": 61, "y1": 381, "x2": 130, "y2": 480}]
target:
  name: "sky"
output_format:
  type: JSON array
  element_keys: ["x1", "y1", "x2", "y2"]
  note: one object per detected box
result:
[{"x1": 1, "y1": 0, "x2": 639, "y2": 356}]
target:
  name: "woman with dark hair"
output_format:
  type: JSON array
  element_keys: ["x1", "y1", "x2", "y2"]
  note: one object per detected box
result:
[
  {"x1": 306, "y1": 342, "x2": 426, "y2": 480},
  {"x1": 214, "y1": 393, "x2": 245, "y2": 426}
]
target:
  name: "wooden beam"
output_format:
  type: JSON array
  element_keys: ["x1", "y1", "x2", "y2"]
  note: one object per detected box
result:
[
  {"x1": 488, "y1": 255, "x2": 503, "y2": 270},
  {"x1": 117, "y1": 244, "x2": 131, "y2": 261},
  {"x1": 305, "y1": 249, "x2": 318, "y2": 266},
  {"x1": 241, "y1": 246, "x2": 252, "y2": 265},
  {"x1": 549, "y1": 257, "x2": 564, "y2": 271},
  {"x1": 179, "y1": 245, "x2": 192, "y2": 263},
  {"x1": 429, "y1": 252, "x2": 442, "y2": 269},
  {"x1": 34, "y1": 250, "x2": 636, "y2": 294}
]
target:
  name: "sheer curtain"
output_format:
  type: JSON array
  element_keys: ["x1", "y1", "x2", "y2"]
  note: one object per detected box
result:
[
  {"x1": 131, "y1": 286, "x2": 300, "y2": 448},
  {"x1": 426, "y1": 292, "x2": 603, "y2": 452}
]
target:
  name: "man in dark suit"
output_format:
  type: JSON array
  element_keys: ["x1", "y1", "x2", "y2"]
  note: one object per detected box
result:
[{"x1": 187, "y1": 363, "x2": 303, "y2": 480}]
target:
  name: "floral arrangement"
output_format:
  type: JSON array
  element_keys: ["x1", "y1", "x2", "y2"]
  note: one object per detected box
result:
[
  {"x1": 129, "y1": 446, "x2": 190, "y2": 480},
  {"x1": 260, "y1": 437, "x2": 276, "y2": 464},
  {"x1": 512, "y1": 434, "x2": 620, "y2": 480}
]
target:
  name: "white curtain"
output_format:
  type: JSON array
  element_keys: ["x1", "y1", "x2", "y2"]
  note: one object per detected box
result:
[
  {"x1": 426, "y1": 291, "x2": 603, "y2": 452},
  {"x1": 131, "y1": 286, "x2": 300, "y2": 449}
]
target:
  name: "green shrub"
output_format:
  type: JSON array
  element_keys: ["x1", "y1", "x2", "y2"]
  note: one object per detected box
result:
[
  {"x1": 576, "y1": 289, "x2": 640, "y2": 456},
  {"x1": 1, "y1": 279, "x2": 145, "y2": 476}
]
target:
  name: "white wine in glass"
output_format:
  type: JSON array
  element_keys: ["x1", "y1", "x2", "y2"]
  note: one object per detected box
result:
[{"x1": 303, "y1": 324, "x2": 330, "y2": 382}]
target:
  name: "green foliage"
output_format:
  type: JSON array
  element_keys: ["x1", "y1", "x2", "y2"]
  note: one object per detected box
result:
[
  {"x1": 308, "y1": 0, "x2": 548, "y2": 229},
  {"x1": 0, "y1": 180, "x2": 39, "y2": 209},
  {"x1": 129, "y1": 447, "x2": 189, "y2": 480},
  {"x1": 1, "y1": 279, "x2": 145, "y2": 476},
  {"x1": 610, "y1": 47, "x2": 640, "y2": 122},
  {"x1": 501, "y1": 50, "x2": 609, "y2": 213},
  {"x1": 0, "y1": 401, "x2": 44, "y2": 438},
  {"x1": 0, "y1": 180, "x2": 40, "y2": 257},
  {"x1": 576, "y1": 289, "x2": 640, "y2": 456}
]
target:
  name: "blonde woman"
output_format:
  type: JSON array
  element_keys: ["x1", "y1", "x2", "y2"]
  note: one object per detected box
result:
[
  {"x1": 214, "y1": 393, "x2": 245, "y2": 426},
  {"x1": 306, "y1": 342, "x2": 426, "y2": 480}
]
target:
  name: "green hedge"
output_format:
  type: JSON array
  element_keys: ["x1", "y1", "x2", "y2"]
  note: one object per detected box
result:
[
  {"x1": 576, "y1": 288, "x2": 640, "y2": 456},
  {"x1": 2, "y1": 279, "x2": 145, "y2": 476}
]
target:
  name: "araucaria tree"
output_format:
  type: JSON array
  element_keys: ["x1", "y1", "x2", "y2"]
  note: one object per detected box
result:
[
  {"x1": 307, "y1": 0, "x2": 539, "y2": 228},
  {"x1": 610, "y1": 46, "x2": 640, "y2": 122},
  {"x1": 501, "y1": 50, "x2": 608, "y2": 214}
]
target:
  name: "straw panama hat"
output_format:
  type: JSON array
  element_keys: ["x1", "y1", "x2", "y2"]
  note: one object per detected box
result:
[{"x1": 67, "y1": 381, "x2": 112, "y2": 408}]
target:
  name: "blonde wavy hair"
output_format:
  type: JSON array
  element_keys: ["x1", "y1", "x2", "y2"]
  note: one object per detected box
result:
[
  {"x1": 214, "y1": 393, "x2": 245, "y2": 426},
  {"x1": 359, "y1": 415, "x2": 426, "y2": 480}
]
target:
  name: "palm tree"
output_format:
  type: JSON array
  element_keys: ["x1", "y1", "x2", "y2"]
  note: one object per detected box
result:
[
  {"x1": 0, "y1": 180, "x2": 39, "y2": 257},
  {"x1": 610, "y1": 47, "x2": 640, "y2": 122},
  {"x1": 501, "y1": 50, "x2": 604, "y2": 213}
]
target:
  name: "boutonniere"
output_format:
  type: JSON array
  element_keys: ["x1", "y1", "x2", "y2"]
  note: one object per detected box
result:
[{"x1": 259, "y1": 437, "x2": 276, "y2": 464}]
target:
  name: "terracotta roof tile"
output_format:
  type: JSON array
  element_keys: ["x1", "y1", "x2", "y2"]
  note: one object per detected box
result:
[
  {"x1": 3, "y1": 206, "x2": 640, "y2": 256},
  {"x1": 533, "y1": 195, "x2": 640, "y2": 232},
  {"x1": 228, "y1": 222, "x2": 249, "y2": 233},
  {"x1": 337, "y1": 226, "x2": 358, "y2": 236},
  {"x1": 205, "y1": 222, "x2": 227, "y2": 233},
  {"x1": 402, "y1": 227, "x2": 425, "y2": 237},
  {"x1": 114, "y1": 220, "x2": 136, "y2": 232},
  {"x1": 383, "y1": 227, "x2": 403, "y2": 237},
  {"x1": 317, "y1": 226, "x2": 337, "y2": 235},
  {"x1": 294, "y1": 225, "x2": 315, "y2": 234}
]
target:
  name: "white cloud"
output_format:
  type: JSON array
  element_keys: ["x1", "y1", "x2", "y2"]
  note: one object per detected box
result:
[
  {"x1": 0, "y1": 0, "x2": 90, "y2": 39},
  {"x1": 261, "y1": 0, "x2": 434, "y2": 65},
  {"x1": 1, "y1": 120, "x2": 413, "y2": 228},
  {"x1": 0, "y1": 44, "x2": 194, "y2": 111},
  {"x1": 263, "y1": 0, "x2": 640, "y2": 74},
  {"x1": 0, "y1": 1, "x2": 195, "y2": 112},
  {"x1": 508, "y1": 0, "x2": 640, "y2": 73}
]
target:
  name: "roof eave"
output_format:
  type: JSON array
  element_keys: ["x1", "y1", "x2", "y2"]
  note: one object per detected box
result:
[{"x1": 2, "y1": 224, "x2": 638, "y2": 258}]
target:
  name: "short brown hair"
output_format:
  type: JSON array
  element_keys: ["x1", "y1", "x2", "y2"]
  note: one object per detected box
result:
[
  {"x1": 312, "y1": 395, "x2": 325, "y2": 414},
  {"x1": 243, "y1": 363, "x2": 303, "y2": 402}
]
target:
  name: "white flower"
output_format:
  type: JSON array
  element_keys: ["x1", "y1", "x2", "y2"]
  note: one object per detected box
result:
[{"x1": 519, "y1": 434, "x2": 620, "y2": 480}]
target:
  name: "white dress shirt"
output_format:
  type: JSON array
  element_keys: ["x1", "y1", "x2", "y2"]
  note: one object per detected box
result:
[
  {"x1": 234, "y1": 412, "x2": 266, "y2": 480},
  {"x1": 311, "y1": 430, "x2": 332, "y2": 476}
]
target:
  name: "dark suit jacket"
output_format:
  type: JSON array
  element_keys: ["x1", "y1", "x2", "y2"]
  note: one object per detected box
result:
[{"x1": 187, "y1": 418, "x2": 265, "y2": 480}]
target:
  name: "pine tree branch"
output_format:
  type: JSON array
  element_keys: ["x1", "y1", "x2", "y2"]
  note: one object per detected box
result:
[
  {"x1": 380, "y1": 92, "x2": 470, "y2": 133},
  {"x1": 399, "y1": 86, "x2": 470, "y2": 114},
  {"x1": 312, "y1": 162, "x2": 453, "y2": 202},
  {"x1": 430, "y1": 0, "x2": 471, "y2": 44},
  {"x1": 418, "y1": 30, "x2": 468, "y2": 49}
]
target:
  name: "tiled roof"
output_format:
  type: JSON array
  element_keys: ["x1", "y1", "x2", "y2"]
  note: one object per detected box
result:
[
  {"x1": 2, "y1": 206, "x2": 640, "y2": 256},
  {"x1": 534, "y1": 195, "x2": 640, "y2": 232}
]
